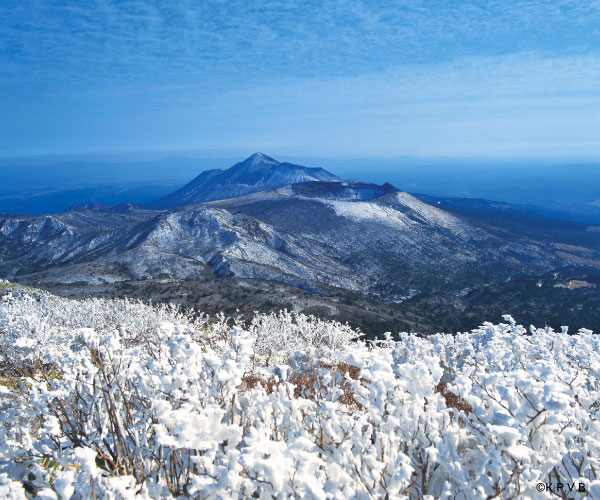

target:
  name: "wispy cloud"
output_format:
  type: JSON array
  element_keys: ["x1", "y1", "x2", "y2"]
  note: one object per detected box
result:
[
  {"x1": 1, "y1": 1, "x2": 600, "y2": 156},
  {"x1": 2, "y1": 0, "x2": 599, "y2": 89}
]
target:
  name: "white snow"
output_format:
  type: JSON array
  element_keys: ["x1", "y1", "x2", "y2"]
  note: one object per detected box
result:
[
  {"x1": 325, "y1": 199, "x2": 413, "y2": 228},
  {"x1": 392, "y1": 192, "x2": 465, "y2": 231},
  {"x1": 322, "y1": 192, "x2": 467, "y2": 234},
  {"x1": 0, "y1": 286, "x2": 598, "y2": 499}
]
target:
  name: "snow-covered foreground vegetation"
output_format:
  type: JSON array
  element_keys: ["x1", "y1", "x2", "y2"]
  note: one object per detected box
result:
[{"x1": 0, "y1": 282, "x2": 599, "y2": 499}]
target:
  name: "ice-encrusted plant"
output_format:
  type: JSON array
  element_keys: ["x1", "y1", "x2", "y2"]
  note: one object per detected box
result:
[
  {"x1": 0, "y1": 285, "x2": 206, "y2": 376},
  {"x1": 0, "y1": 286, "x2": 599, "y2": 499}
]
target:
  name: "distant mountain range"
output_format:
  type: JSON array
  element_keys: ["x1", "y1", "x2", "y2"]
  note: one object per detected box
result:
[{"x1": 1, "y1": 153, "x2": 600, "y2": 334}]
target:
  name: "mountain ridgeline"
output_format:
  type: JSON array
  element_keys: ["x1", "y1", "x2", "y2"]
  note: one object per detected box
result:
[{"x1": 1, "y1": 153, "x2": 600, "y2": 335}]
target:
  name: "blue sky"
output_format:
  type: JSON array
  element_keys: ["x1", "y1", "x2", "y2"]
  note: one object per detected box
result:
[{"x1": 1, "y1": 0, "x2": 600, "y2": 158}]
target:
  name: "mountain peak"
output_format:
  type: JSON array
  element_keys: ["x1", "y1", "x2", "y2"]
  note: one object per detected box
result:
[
  {"x1": 243, "y1": 152, "x2": 279, "y2": 167},
  {"x1": 147, "y1": 154, "x2": 338, "y2": 209}
]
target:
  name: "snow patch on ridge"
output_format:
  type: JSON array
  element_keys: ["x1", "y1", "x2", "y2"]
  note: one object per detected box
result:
[
  {"x1": 391, "y1": 192, "x2": 463, "y2": 231},
  {"x1": 325, "y1": 200, "x2": 413, "y2": 228},
  {"x1": 324, "y1": 192, "x2": 466, "y2": 234}
]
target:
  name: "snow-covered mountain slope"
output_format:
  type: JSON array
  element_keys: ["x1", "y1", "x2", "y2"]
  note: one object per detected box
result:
[
  {"x1": 147, "y1": 152, "x2": 338, "y2": 209},
  {"x1": 0, "y1": 178, "x2": 567, "y2": 301},
  {"x1": 205, "y1": 181, "x2": 564, "y2": 293},
  {"x1": 0, "y1": 207, "x2": 160, "y2": 278}
]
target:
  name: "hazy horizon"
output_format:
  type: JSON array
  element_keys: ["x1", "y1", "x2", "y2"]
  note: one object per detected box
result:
[{"x1": 2, "y1": 149, "x2": 600, "y2": 168}]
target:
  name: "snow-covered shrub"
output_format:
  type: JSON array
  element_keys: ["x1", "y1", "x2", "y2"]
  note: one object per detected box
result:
[
  {"x1": 0, "y1": 287, "x2": 599, "y2": 499},
  {"x1": 244, "y1": 310, "x2": 361, "y2": 369},
  {"x1": 0, "y1": 285, "x2": 207, "y2": 378}
]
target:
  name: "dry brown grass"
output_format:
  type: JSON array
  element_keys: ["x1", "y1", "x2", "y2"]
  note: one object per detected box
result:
[
  {"x1": 242, "y1": 368, "x2": 474, "y2": 418},
  {"x1": 241, "y1": 362, "x2": 364, "y2": 409},
  {"x1": 434, "y1": 381, "x2": 473, "y2": 415},
  {"x1": 240, "y1": 374, "x2": 281, "y2": 394}
]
